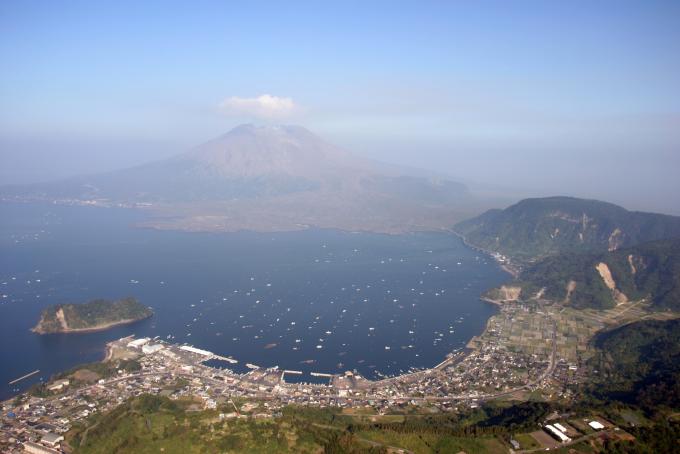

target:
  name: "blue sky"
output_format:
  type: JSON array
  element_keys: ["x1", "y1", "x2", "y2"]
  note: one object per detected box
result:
[{"x1": 1, "y1": 1, "x2": 679, "y2": 212}]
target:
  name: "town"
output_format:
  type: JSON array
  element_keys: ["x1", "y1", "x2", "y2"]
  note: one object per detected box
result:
[{"x1": 3, "y1": 292, "x2": 658, "y2": 454}]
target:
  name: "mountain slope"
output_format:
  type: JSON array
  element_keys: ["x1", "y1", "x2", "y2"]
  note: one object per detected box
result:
[
  {"x1": 455, "y1": 196, "x2": 680, "y2": 262},
  {"x1": 2, "y1": 125, "x2": 471, "y2": 233},
  {"x1": 487, "y1": 239, "x2": 680, "y2": 310},
  {"x1": 590, "y1": 318, "x2": 680, "y2": 410}
]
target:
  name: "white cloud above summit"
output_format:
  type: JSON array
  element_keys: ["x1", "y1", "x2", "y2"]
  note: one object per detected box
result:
[{"x1": 219, "y1": 94, "x2": 297, "y2": 119}]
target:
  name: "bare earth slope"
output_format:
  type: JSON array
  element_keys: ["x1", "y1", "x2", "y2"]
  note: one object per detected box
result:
[{"x1": 485, "y1": 238, "x2": 680, "y2": 310}]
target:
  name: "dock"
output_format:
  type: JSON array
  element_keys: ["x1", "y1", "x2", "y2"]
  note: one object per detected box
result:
[
  {"x1": 280, "y1": 369, "x2": 303, "y2": 382},
  {"x1": 9, "y1": 370, "x2": 40, "y2": 385},
  {"x1": 213, "y1": 354, "x2": 238, "y2": 364},
  {"x1": 310, "y1": 372, "x2": 333, "y2": 377},
  {"x1": 433, "y1": 358, "x2": 450, "y2": 369}
]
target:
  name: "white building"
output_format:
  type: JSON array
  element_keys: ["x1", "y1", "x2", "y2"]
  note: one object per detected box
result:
[
  {"x1": 588, "y1": 420, "x2": 605, "y2": 430},
  {"x1": 40, "y1": 432, "x2": 64, "y2": 447},
  {"x1": 544, "y1": 424, "x2": 571, "y2": 443},
  {"x1": 22, "y1": 441, "x2": 60, "y2": 454},
  {"x1": 142, "y1": 343, "x2": 164, "y2": 354},
  {"x1": 127, "y1": 337, "x2": 150, "y2": 348},
  {"x1": 553, "y1": 422, "x2": 568, "y2": 433},
  {"x1": 48, "y1": 379, "x2": 70, "y2": 392}
]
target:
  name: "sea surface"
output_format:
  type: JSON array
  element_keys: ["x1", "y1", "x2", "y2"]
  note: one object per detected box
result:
[{"x1": 0, "y1": 202, "x2": 508, "y2": 399}]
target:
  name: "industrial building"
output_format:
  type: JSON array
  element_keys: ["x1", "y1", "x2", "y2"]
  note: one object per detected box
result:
[
  {"x1": 22, "y1": 441, "x2": 60, "y2": 454},
  {"x1": 40, "y1": 433, "x2": 63, "y2": 447},
  {"x1": 142, "y1": 343, "x2": 164, "y2": 354},
  {"x1": 127, "y1": 337, "x2": 150, "y2": 349},
  {"x1": 588, "y1": 420, "x2": 605, "y2": 430},
  {"x1": 544, "y1": 424, "x2": 571, "y2": 443},
  {"x1": 47, "y1": 379, "x2": 69, "y2": 392},
  {"x1": 553, "y1": 422, "x2": 568, "y2": 433}
]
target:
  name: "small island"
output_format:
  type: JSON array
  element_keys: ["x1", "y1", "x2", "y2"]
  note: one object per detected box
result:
[{"x1": 32, "y1": 297, "x2": 153, "y2": 334}]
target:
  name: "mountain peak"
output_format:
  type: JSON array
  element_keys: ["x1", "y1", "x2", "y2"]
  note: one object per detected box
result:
[
  {"x1": 1, "y1": 126, "x2": 470, "y2": 234},
  {"x1": 182, "y1": 124, "x2": 360, "y2": 178},
  {"x1": 225, "y1": 123, "x2": 312, "y2": 137}
]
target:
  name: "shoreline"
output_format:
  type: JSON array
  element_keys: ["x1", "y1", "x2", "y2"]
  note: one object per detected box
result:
[
  {"x1": 32, "y1": 313, "x2": 153, "y2": 335},
  {"x1": 11, "y1": 223, "x2": 512, "y2": 397},
  {"x1": 448, "y1": 229, "x2": 520, "y2": 278},
  {"x1": 479, "y1": 296, "x2": 503, "y2": 307}
]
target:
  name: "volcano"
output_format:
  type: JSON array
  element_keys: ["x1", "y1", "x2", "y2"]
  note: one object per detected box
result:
[{"x1": 2, "y1": 125, "x2": 472, "y2": 233}]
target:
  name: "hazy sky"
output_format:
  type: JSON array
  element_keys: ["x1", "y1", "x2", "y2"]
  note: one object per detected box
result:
[{"x1": 1, "y1": 1, "x2": 679, "y2": 213}]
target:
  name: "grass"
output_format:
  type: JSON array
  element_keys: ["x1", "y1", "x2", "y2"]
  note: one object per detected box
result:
[
  {"x1": 514, "y1": 432, "x2": 540, "y2": 449},
  {"x1": 618, "y1": 409, "x2": 649, "y2": 427},
  {"x1": 357, "y1": 430, "x2": 506, "y2": 454}
]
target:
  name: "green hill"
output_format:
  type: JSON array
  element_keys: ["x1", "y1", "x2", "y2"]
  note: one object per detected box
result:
[
  {"x1": 589, "y1": 318, "x2": 680, "y2": 411},
  {"x1": 455, "y1": 196, "x2": 680, "y2": 262},
  {"x1": 33, "y1": 297, "x2": 153, "y2": 334},
  {"x1": 66, "y1": 396, "x2": 340, "y2": 454},
  {"x1": 486, "y1": 239, "x2": 680, "y2": 310},
  {"x1": 65, "y1": 394, "x2": 548, "y2": 454}
]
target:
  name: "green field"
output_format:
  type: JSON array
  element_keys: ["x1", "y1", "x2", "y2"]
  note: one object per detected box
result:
[{"x1": 357, "y1": 430, "x2": 506, "y2": 454}]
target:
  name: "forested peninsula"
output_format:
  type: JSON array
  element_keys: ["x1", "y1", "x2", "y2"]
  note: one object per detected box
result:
[{"x1": 32, "y1": 297, "x2": 152, "y2": 334}]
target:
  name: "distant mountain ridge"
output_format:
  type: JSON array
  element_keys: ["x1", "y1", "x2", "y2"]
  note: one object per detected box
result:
[
  {"x1": 2, "y1": 125, "x2": 472, "y2": 233},
  {"x1": 455, "y1": 196, "x2": 680, "y2": 262}
]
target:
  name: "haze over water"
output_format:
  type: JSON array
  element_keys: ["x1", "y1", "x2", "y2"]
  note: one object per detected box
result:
[{"x1": 0, "y1": 203, "x2": 507, "y2": 399}]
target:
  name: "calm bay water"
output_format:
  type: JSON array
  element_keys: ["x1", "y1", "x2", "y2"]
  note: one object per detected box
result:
[{"x1": 0, "y1": 203, "x2": 507, "y2": 399}]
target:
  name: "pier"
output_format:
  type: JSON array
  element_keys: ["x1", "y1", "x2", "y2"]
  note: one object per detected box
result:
[
  {"x1": 213, "y1": 354, "x2": 238, "y2": 364},
  {"x1": 280, "y1": 369, "x2": 303, "y2": 381},
  {"x1": 9, "y1": 370, "x2": 40, "y2": 385},
  {"x1": 433, "y1": 358, "x2": 451, "y2": 369},
  {"x1": 310, "y1": 372, "x2": 333, "y2": 377}
]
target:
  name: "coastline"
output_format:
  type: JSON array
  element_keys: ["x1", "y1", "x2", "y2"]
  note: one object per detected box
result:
[
  {"x1": 99, "y1": 231, "x2": 512, "y2": 384},
  {"x1": 32, "y1": 313, "x2": 153, "y2": 335},
  {"x1": 449, "y1": 229, "x2": 520, "y2": 278},
  {"x1": 11, "y1": 225, "x2": 512, "y2": 397},
  {"x1": 479, "y1": 296, "x2": 503, "y2": 307},
  {"x1": 370, "y1": 233, "x2": 513, "y2": 384}
]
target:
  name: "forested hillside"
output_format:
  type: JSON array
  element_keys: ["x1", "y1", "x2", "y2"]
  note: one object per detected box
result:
[
  {"x1": 487, "y1": 239, "x2": 680, "y2": 310},
  {"x1": 455, "y1": 197, "x2": 680, "y2": 262}
]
